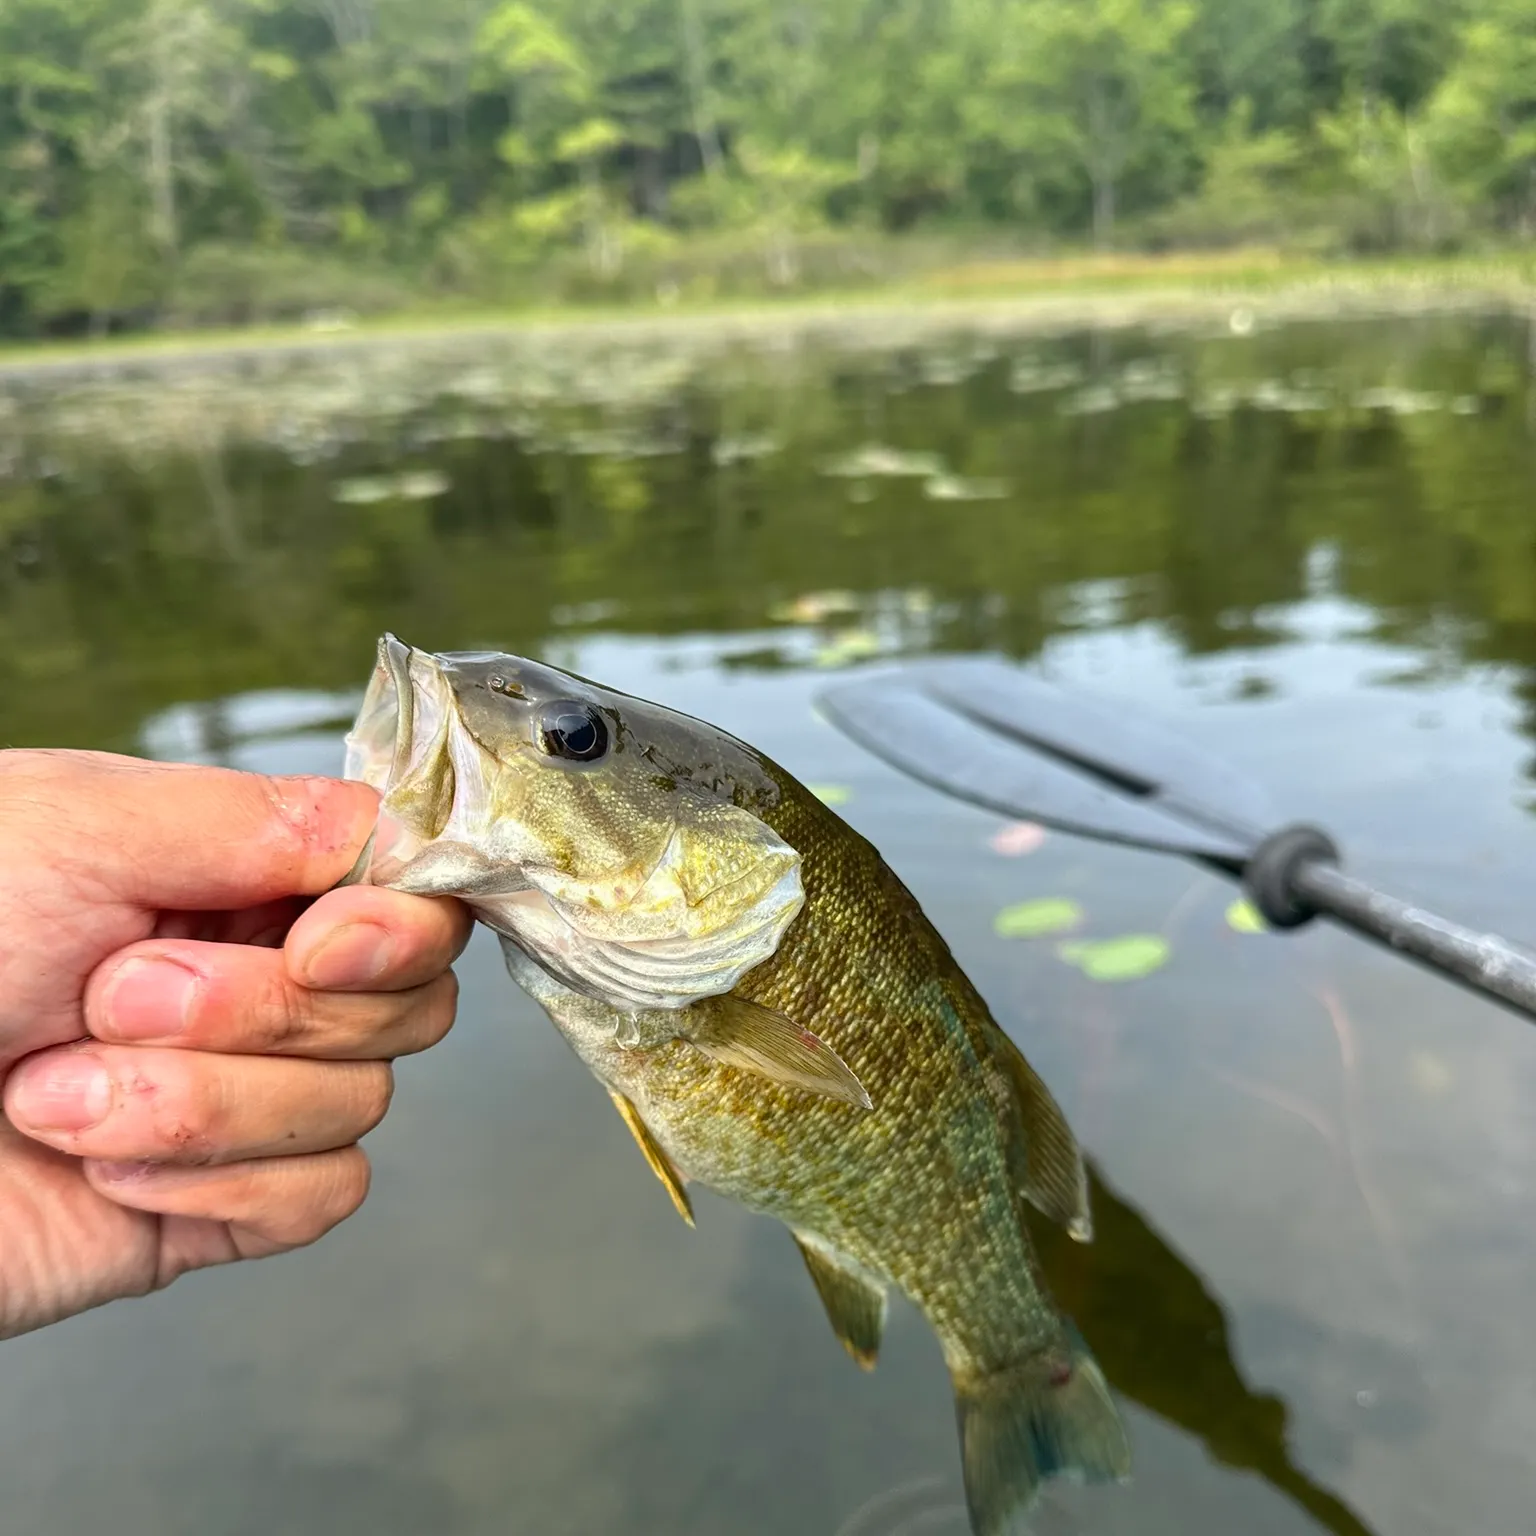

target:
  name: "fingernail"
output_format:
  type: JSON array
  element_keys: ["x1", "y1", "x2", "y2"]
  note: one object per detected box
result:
[
  {"x1": 12, "y1": 1053, "x2": 113, "y2": 1133},
  {"x1": 299, "y1": 922, "x2": 395, "y2": 989},
  {"x1": 102, "y1": 957, "x2": 200, "y2": 1040}
]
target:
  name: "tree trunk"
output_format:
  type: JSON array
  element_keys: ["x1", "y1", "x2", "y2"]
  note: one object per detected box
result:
[
  {"x1": 580, "y1": 159, "x2": 618, "y2": 279},
  {"x1": 1085, "y1": 80, "x2": 1116, "y2": 250},
  {"x1": 679, "y1": 0, "x2": 725, "y2": 185},
  {"x1": 1091, "y1": 172, "x2": 1115, "y2": 250},
  {"x1": 146, "y1": 43, "x2": 178, "y2": 256}
]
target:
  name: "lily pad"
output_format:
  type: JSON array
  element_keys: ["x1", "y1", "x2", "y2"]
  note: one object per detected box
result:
[
  {"x1": 993, "y1": 898, "x2": 1083, "y2": 938},
  {"x1": 813, "y1": 629, "x2": 884, "y2": 668},
  {"x1": 767, "y1": 589, "x2": 859, "y2": 624},
  {"x1": 810, "y1": 784, "x2": 852, "y2": 807},
  {"x1": 989, "y1": 821, "x2": 1047, "y2": 857},
  {"x1": 923, "y1": 473, "x2": 1009, "y2": 503},
  {"x1": 1056, "y1": 935, "x2": 1170, "y2": 982},
  {"x1": 822, "y1": 443, "x2": 944, "y2": 479},
  {"x1": 331, "y1": 469, "x2": 450, "y2": 504},
  {"x1": 1225, "y1": 898, "x2": 1268, "y2": 935}
]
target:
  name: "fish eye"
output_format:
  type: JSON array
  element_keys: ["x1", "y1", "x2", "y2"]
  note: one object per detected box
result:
[{"x1": 537, "y1": 701, "x2": 608, "y2": 762}]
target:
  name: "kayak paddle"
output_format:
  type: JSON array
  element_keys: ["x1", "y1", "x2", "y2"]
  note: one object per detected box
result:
[{"x1": 818, "y1": 659, "x2": 1536, "y2": 1025}]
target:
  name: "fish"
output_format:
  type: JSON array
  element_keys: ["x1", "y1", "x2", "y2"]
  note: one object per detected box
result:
[{"x1": 341, "y1": 634, "x2": 1132, "y2": 1535}]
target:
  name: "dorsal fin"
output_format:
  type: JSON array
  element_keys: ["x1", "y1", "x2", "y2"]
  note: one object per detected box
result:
[
  {"x1": 607, "y1": 1089, "x2": 695, "y2": 1227},
  {"x1": 993, "y1": 1030, "x2": 1093, "y2": 1242},
  {"x1": 791, "y1": 1230, "x2": 887, "y2": 1370}
]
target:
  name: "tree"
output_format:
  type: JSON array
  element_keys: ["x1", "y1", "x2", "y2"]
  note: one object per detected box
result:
[
  {"x1": 986, "y1": 0, "x2": 1198, "y2": 246},
  {"x1": 1425, "y1": 0, "x2": 1536, "y2": 233},
  {"x1": 1315, "y1": 0, "x2": 1468, "y2": 115},
  {"x1": 0, "y1": 0, "x2": 1529, "y2": 336}
]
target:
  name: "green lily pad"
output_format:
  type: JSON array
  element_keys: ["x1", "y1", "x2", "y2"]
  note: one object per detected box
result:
[
  {"x1": 993, "y1": 898, "x2": 1083, "y2": 938},
  {"x1": 813, "y1": 628, "x2": 884, "y2": 668},
  {"x1": 1225, "y1": 898, "x2": 1268, "y2": 935},
  {"x1": 809, "y1": 784, "x2": 852, "y2": 807},
  {"x1": 1056, "y1": 934, "x2": 1170, "y2": 982}
]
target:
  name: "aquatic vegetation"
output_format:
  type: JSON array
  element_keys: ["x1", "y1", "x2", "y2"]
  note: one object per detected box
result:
[
  {"x1": 989, "y1": 821, "x2": 1048, "y2": 857},
  {"x1": 809, "y1": 784, "x2": 852, "y2": 806},
  {"x1": 822, "y1": 443, "x2": 946, "y2": 479},
  {"x1": 768, "y1": 590, "x2": 862, "y2": 624},
  {"x1": 1007, "y1": 359, "x2": 1085, "y2": 394},
  {"x1": 922, "y1": 473, "x2": 1009, "y2": 502},
  {"x1": 1056, "y1": 935, "x2": 1171, "y2": 982},
  {"x1": 331, "y1": 469, "x2": 451, "y2": 503},
  {"x1": 812, "y1": 629, "x2": 885, "y2": 668},
  {"x1": 993, "y1": 898, "x2": 1084, "y2": 937},
  {"x1": 711, "y1": 432, "x2": 780, "y2": 466}
]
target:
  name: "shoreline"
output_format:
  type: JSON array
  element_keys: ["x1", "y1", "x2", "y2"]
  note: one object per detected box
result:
[{"x1": 1, "y1": 260, "x2": 1533, "y2": 384}]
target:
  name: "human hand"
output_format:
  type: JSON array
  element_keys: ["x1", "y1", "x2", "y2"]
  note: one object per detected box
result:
[{"x1": 0, "y1": 749, "x2": 470, "y2": 1340}]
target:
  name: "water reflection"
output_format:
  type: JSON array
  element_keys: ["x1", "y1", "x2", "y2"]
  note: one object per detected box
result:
[
  {"x1": 1030, "y1": 1165, "x2": 1379, "y2": 1536},
  {"x1": 2, "y1": 311, "x2": 1535, "y2": 1535},
  {"x1": 1, "y1": 312, "x2": 1534, "y2": 758}
]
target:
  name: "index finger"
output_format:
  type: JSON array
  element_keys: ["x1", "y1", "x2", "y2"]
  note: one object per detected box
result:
[{"x1": 3, "y1": 751, "x2": 380, "y2": 911}]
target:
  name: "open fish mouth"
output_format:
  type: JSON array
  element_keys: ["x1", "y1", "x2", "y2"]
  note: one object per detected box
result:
[
  {"x1": 339, "y1": 633, "x2": 474, "y2": 890},
  {"x1": 345, "y1": 633, "x2": 429, "y2": 793}
]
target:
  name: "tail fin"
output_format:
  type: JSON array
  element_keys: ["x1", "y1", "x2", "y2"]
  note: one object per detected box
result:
[{"x1": 953, "y1": 1326, "x2": 1131, "y2": 1536}]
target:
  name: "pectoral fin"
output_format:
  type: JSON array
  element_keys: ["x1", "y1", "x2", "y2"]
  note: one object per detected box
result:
[
  {"x1": 995, "y1": 1032, "x2": 1093, "y2": 1242},
  {"x1": 608, "y1": 1089, "x2": 695, "y2": 1228},
  {"x1": 792, "y1": 1230, "x2": 887, "y2": 1370},
  {"x1": 687, "y1": 995, "x2": 872, "y2": 1109}
]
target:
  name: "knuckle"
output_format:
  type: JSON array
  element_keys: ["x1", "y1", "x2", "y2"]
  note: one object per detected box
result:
[
  {"x1": 246, "y1": 965, "x2": 317, "y2": 1052},
  {"x1": 328, "y1": 1148, "x2": 373, "y2": 1218},
  {"x1": 400, "y1": 972, "x2": 459, "y2": 1054},
  {"x1": 141, "y1": 1055, "x2": 221, "y2": 1162},
  {"x1": 278, "y1": 1151, "x2": 371, "y2": 1247},
  {"x1": 352, "y1": 1063, "x2": 394, "y2": 1133}
]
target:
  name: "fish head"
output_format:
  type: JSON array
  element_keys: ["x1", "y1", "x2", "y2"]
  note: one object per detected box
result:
[{"x1": 344, "y1": 634, "x2": 805, "y2": 1011}]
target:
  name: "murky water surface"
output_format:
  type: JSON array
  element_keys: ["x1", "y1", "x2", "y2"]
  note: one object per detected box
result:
[{"x1": 3, "y1": 310, "x2": 1536, "y2": 1536}]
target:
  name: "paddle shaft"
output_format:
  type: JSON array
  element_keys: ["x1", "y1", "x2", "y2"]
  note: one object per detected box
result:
[{"x1": 1289, "y1": 858, "x2": 1536, "y2": 1022}]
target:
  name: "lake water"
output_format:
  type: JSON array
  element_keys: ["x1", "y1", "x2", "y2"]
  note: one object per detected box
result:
[{"x1": 2, "y1": 307, "x2": 1535, "y2": 1536}]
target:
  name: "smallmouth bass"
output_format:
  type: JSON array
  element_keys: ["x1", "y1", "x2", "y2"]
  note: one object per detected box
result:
[{"x1": 343, "y1": 634, "x2": 1131, "y2": 1535}]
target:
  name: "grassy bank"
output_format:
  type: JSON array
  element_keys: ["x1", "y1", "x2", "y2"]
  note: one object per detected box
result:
[{"x1": 2, "y1": 248, "x2": 1534, "y2": 377}]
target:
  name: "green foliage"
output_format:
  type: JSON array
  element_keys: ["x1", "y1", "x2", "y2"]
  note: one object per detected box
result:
[
  {"x1": 1423, "y1": 0, "x2": 1536, "y2": 232},
  {"x1": 0, "y1": 0, "x2": 1525, "y2": 335},
  {"x1": 982, "y1": 0, "x2": 1200, "y2": 246}
]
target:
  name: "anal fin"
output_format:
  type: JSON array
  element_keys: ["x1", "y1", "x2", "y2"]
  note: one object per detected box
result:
[
  {"x1": 792, "y1": 1229, "x2": 887, "y2": 1371},
  {"x1": 994, "y1": 1031, "x2": 1093, "y2": 1243},
  {"x1": 608, "y1": 1089, "x2": 695, "y2": 1228}
]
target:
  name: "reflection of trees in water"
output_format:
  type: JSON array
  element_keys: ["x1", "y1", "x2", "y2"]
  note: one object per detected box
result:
[{"x1": 0, "y1": 315, "x2": 1532, "y2": 758}]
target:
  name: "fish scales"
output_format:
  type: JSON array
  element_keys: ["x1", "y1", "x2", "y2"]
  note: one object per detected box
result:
[
  {"x1": 344, "y1": 635, "x2": 1132, "y2": 1536},
  {"x1": 561, "y1": 777, "x2": 1055, "y2": 1369}
]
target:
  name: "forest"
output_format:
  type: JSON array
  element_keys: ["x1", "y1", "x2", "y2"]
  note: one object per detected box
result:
[{"x1": 0, "y1": 0, "x2": 1533, "y2": 335}]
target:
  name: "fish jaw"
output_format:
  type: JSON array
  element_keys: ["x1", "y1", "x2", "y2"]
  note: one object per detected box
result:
[
  {"x1": 342, "y1": 634, "x2": 523, "y2": 896},
  {"x1": 341, "y1": 634, "x2": 807, "y2": 1012}
]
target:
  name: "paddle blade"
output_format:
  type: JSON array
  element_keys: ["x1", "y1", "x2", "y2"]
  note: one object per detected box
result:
[
  {"x1": 927, "y1": 661, "x2": 1279, "y2": 837},
  {"x1": 818, "y1": 665, "x2": 1258, "y2": 862}
]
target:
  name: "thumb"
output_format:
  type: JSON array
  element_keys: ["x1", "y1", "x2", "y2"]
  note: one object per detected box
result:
[{"x1": 9, "y1": 751, "x2": 380, "y2": 912}]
